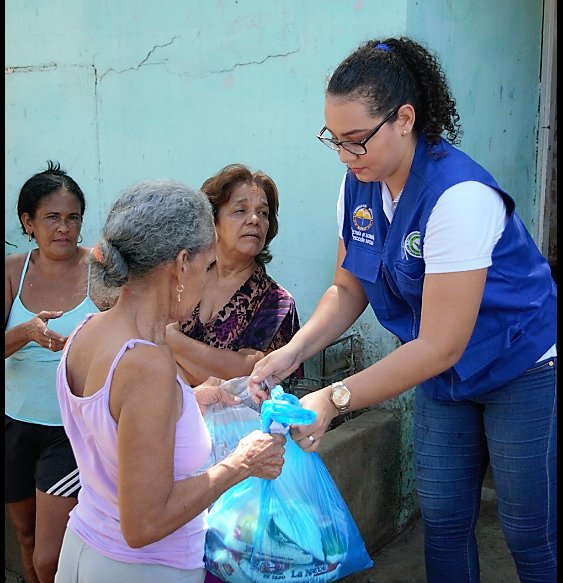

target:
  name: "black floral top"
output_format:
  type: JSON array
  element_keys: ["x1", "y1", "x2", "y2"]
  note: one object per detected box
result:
[{"x1": 180, "y1": 266, "x2": 302, "y2": 375}]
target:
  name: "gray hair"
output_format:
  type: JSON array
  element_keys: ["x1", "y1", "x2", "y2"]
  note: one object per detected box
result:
[{"x1": 92, "y1": 179, "x2": 215, "y2": 290}]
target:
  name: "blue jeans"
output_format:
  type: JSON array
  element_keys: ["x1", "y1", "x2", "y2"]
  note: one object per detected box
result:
[{"x1": 414, "y1": 358, "x2": 557, "y2": 583}]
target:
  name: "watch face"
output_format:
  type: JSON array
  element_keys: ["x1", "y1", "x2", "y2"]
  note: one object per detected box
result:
[{"x1": 333, "y1": 387, "x2": 350, "y2": 406}]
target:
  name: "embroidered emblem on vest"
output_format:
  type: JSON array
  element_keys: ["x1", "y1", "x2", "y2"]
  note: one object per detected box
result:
[
  {"x1": 404, "y1": 231, "x2": 421, "y2": 258},
  {"x1": 353, "y1": 205, "x2": 374, "y2": 231}
]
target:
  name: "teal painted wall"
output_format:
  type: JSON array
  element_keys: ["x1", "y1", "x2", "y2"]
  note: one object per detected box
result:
[
  {"x1": 5, "y1": 0, "x2": 545, "y2": 529},
  {"x1": 407, "y1": 0, "x2": 543, "y2": 230}
]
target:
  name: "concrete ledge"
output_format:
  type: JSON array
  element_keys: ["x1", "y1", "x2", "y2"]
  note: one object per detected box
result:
[{"x1": 317, "y1": 408, "x2": 401, "y2": 553}]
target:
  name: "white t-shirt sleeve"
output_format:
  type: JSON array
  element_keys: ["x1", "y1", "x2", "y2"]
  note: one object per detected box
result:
[
  {"x1": 336, "y1": 173, "x2": 346, "y2": 239},
  {"x1": 424, "y1": 181, "x2": 508, "y2": 273}
]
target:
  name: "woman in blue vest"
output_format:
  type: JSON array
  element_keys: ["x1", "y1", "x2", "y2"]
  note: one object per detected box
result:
[{"x1": 249, "y1": 37, "x2": 557, "y2": 582}]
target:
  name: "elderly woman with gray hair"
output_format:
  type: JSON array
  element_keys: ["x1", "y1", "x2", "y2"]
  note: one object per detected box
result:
[{"x1": 53, "y1": 179, "x2": 286, "y2": 583}]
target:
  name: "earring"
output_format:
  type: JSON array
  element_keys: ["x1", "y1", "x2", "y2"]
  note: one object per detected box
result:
[
  {"x1": 176, "y1": 284, "x2": 185, "y2": 303},
  {"x1": 78, "y1": 235, "x2": 83, "y2": 244},
  {"x1": 402, "y1": 130, "x2": 407, "y2": 135},
  {"x1": 28, "y1": 233, "x2": 33, "y2": 242}
]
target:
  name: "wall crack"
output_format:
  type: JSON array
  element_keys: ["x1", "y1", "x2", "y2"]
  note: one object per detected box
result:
[
  {"x1": 210, "y1": 48, "x2": 299, "y2": 74},
  {"x1": 99, "y1": 36, "x2": 180, "y2": 80}
]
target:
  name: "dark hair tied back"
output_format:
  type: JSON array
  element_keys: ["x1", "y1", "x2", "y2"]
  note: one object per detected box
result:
[{"x1": 327, "y1": 36, "x2": 461, "y2": 146}]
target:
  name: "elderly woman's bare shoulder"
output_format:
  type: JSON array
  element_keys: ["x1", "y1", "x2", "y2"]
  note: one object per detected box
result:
[
  {"x1": 109, "y1": 342, "x2": 181, "y2": 418},
  {"x1": 113, "y1": 341, "x2": 178, "y2": 390}
]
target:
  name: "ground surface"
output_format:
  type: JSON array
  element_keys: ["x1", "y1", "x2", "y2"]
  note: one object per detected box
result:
[{"x1": 346, "y1": 496, "x2": 519, "y2": 583}]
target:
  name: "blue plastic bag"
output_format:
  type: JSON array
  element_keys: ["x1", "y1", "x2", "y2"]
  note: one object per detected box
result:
[{"x1": 205, "y1": 385, "x2": 374, "y2": 582}]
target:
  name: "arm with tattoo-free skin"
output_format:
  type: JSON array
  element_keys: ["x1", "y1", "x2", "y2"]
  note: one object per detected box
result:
[
  {"x1": 100, "y1": 344, "x2": 285, "y2": 548},
  {"x1": 250, "y1": 239, "x2": 487, "y2": 451},
  {"x1": 249, "y1": 240, "x2": 369, "y2": 397},
  {"x1": 166, "y1": 323, "x2": 265, "y2": 386}
]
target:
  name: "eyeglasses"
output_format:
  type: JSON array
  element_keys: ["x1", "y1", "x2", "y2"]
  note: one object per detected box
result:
[{"x1": 316, "y1": 106, "x2": 400, "y2": 155}]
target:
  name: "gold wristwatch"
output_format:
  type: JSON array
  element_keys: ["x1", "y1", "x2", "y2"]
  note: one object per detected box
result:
[{"x1": 330, "y1": 381, "x2": 351, "y2": 414}]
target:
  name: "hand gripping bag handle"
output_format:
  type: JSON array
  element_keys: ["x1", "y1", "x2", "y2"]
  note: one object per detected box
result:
[{"x1": 260, "y1": 385, "x2": 316, "y2": 434}]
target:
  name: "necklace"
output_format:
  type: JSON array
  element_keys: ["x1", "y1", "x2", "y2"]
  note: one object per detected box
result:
[{"x1": 391, "y1": 189, "x2": 403, "y2": 215}]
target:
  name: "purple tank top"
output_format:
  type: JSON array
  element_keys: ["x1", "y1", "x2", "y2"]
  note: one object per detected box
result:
[{"x1": 56, "y1": 313, "x2": 212, "y2": 570}]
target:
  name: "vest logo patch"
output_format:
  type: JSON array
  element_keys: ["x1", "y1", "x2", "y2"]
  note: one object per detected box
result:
[
  {"x1": 352, "y1": 205, "x2": 374, "y2": 231},
  {"x1": 404, "y1": 231, "x2": 421, "y2": 258}
]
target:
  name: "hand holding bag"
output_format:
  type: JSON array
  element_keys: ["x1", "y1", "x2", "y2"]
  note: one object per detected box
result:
[{"x1": 205, "y1": 385, "x2": 374, "y2": 582}]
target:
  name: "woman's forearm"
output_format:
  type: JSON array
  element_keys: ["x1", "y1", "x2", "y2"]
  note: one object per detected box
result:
[
  {"x1": 288, "y1": 283, "x2": 368, "y2": 363},
  {"x1": 122, "y1": 451, "x2": 250, "y2": 548},
  {"x1": 5, "y1": 322, "x2": 32, "y2": 358},
  {"x1": 167, "y1": 327, "x2": 263, "y2": 384}
]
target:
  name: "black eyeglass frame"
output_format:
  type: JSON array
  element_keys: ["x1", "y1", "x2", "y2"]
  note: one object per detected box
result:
[{"x1": 316, "y1": 106, "x2": 400, "y2": 155}]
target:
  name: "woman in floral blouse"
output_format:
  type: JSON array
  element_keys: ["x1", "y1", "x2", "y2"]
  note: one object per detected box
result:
[{"x1": 166, "y1": 163, "x2": 302, "y2": 387}]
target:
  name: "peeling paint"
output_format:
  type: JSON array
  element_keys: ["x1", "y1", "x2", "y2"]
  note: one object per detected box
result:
[{"x1": 5, "y1": 63, "x2": 57, "y2": 74}]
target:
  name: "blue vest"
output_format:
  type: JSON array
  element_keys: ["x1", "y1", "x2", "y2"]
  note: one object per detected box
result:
[{"x1": 341, "y1": 135, "x2": 557, "y2": 401}]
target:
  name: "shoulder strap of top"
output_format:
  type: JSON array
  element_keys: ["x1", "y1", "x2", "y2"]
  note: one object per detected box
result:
[
  {"x1": 104, "y1": 338, "x2": 158, "y2": 390},
  {"x1": 61, "y1": 315, "x2": 159, "y2": 395},
  {"x1": 61, "y1": 313, "x2": 98, "y2": 361},
  {"x1": 63, "y1": 314, "x2": 157, "y2": 368},
  {"x1": 86, "y1": 248, "x2": 93, "y2": 295},
  {"x1": 16, "y1": 251, "x2": 33, "y2": 297}
]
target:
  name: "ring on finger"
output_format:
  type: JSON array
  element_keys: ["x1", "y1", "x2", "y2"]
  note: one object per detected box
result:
[
  {"x1": 43, "y1": 327, "x2": 49, "y2": 336},
  {"x1": 48, "y1": 338, "x2": 52, "y2": 350},
  {"x1": 307, "y1": 434, "x2": 315, "y2": 444}
]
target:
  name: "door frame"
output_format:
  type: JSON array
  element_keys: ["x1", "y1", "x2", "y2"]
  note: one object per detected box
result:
[{"x1": 535, "y1": 0, "x2": 557, "y2": 258}]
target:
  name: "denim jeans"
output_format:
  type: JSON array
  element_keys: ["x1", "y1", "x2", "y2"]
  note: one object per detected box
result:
[{"x1": 414, "y1": 358, "x2": 557, "y2": 583}]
